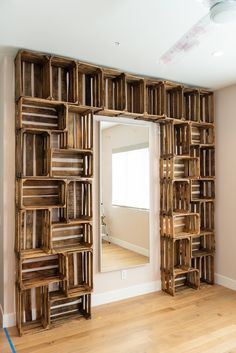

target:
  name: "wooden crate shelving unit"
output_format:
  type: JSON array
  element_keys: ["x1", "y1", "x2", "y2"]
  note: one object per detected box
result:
[{"x1": 15, "y1": 49, "x2": 216, "y2": 335}]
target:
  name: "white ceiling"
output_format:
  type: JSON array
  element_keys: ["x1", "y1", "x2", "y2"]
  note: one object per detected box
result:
[{"x1": 1, "y1": 0, "x2": 236, "y2": 89}]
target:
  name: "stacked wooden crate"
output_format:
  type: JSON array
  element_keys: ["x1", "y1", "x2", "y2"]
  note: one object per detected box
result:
[
  {"x1": 160, "y1": 89, "x2": 215, "y2": 295},
  {"x1": 14, "y1": 49, "x2": 215, "y2": 334},
  {"x1": 15, "y1": 51, "x2": 94, "y2": 335}
]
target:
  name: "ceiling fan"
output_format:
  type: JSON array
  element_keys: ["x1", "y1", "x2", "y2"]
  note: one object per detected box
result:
[{"x1": 160, "y1": 0, "x2": 236, "y2": 64}]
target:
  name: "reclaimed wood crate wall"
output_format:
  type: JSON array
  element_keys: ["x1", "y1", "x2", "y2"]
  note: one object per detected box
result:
[{"x1": 15, "y1": 49, "x2": 215, "y2": 334}]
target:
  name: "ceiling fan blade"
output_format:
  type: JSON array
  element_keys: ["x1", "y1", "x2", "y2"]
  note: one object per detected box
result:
[{"x1": 160, "y1": 13, "x2": 211, "y2": 64}]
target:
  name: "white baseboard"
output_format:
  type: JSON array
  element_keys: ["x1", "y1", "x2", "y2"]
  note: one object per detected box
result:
[
  {"x1": 92, "y1": 280, "x2": 161, "y2": 307},
  {"x1": 2, "y1": 312, "x2": 16, "y2": 328},
  {"x1": 103, "y1": 235, "x2": 149, "y2": 257},
  {"x1": 215, "y1": 273, "x2": 236, "y2": 291}
]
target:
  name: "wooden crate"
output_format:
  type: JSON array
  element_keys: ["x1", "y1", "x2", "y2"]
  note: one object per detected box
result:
[
  {"x1": 200, "y1": 146, "x2": 215, "y2": 178},
  {"x1": 191, "y1": 179, "x2": 215, "y2": 201},
  {"x1": 191, "y1": 233, "x2": 215, "y2": 258},
  {"x1": 200, "y1": 201, "x2": 215, "y2": 232},
  {"x1": 160, "y1": 179, "x2": 190, "y2": 214},
  {"x1": 161, "y1": 213, "x2": 200, "y2": 238},
  {"x1": 164, "y1": 82, "x2": 183, "y2": 119},
  {"x1": 49, "y1": 293, "x2": 91, "y2": 326},
  {"x1": 125, "y1": 75, "x2": 144, "y2": 115},
  {"x1": 192, "y1": 254, "x2": 214, "y2": 284},
  {"x1": 183, "y1": 88, "x2": 199, "y2": 122},
  {"x1": 50, "y1": 149, "x2": 93, "y2": 178},
  {"x1": 160, "y1": 156, "x2": 200, "y2": 179},
  {"x1": 66, "y1": 180, "x2": 92, "y2": 222},
  {"x1": 16, "y1": 286, "x2": 49, "y2": 336},
  {"x1": 145, "y1": 80, "x2": 165, "y2": 118},
  {"x1": 16, "y1": 130, "x2": 50, "y2": 178},
  {"x1": 161, "y1": 268, "x2": 200, "y2": 296},
  {"x1": 67, "y1": 106, "x2": 93, "y2": 150},
  {"x1": 190, "y1": 145, "x2": 200, "y2": 158},
  {"x1": 15, "y1": 209, "x2": 50, "y2": 255},
  {"x1": 103, "y1": 69, "x2": 126, "y2": 112},
  {"x1": 50, "y1": 56, "x2": 77, "y2": 103},
  {"x1": 17, "y1": 179, "x2": 66, "y2": 209},
  {"x1": 15, "y1": 50, "x2": 50, "y2": 100},
  {"x1": 61, "y1": 249, "x2": 93, "y2": 296},
  {"x1": 16, "y1": 97, "x2": 67, "y2": 131},
  {"x1": 50, "y1": 221, "x2": 93, "y2": 253},
  {"x1": 160, "y1": 121, "x2": 190, "y2": 157},
  {"x1": 190, "y1": 123, "x2": 214, "y2": 145},
  {"x1": 78, "y1": 62, "x2": 103, "y2": 108},
  {"x1": 161, "y1": 237, "x2": 191, "y2": 272},
  {"x1": 199, "y1": 90, "x2": 214, "y2": 123},
  {"x1": 17, "y1": 253, "x2": 65, "y2": 290}
]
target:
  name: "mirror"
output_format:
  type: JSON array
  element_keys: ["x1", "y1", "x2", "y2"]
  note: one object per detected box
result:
[{"x1": 100, "y1": 121, "x2": 150, "y2": 272}]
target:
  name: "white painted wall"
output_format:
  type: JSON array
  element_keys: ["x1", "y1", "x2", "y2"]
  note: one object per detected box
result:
[
  {"x1": 215, "y1": 85, "x2": 236, "y2": 289},
  {"x1": 0, "y1": 53, "x2": 15, "y2": 327}
]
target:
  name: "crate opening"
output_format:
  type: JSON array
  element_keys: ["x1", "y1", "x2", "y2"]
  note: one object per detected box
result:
[
  {"x1": 51, "y1": 57, "x2": 76, "y2": 102},
  {"x1": 78, "y1": 63, "x2": 102, "y2": 108},
  {"x1": 126, "y1": 76, "x2": 144, "y2": 114},
  {"x1": 67, "y1": 107, "x2": 93, "y2": 150},
  {"x1": 21, "y1": 179, "x2": 66, "y2": 208},
  {"x1": 67, "y1": 181, "x2": 92, "y2": 222}
]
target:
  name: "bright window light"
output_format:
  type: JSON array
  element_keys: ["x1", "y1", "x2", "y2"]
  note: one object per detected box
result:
[{"x1": 112, "y1": 147, "x2": 149, "y2": 209}]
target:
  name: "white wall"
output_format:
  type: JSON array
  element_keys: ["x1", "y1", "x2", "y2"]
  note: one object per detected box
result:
[
  {"x1": 101, "y1": 124, "x2": 149, "y2": 252},
  {"x1": 0, "y1": 54, "x2": 15, "y2": 327},
  {"x1": 215, "y1": 85, "x2": 236, "y2": 289}
]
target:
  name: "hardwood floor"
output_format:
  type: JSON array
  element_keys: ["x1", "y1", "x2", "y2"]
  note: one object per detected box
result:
[
  {"x1": 1, "y1": 285, "x2": 236, "y2": 353},
  {"x1": 101, "y1": 241, "x2": 149, "y2": 271}
]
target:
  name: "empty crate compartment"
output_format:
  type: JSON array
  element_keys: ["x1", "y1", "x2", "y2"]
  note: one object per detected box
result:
[
  {"x1": 51, "y1": 221, "x2": 93, "y2": 252},
  {"x1": 15, "y1": 50, "x2": 50, "y2": 99},
  {"x1": 200, "y1": 201, "x2": 214, "y2": 232},
  {"x1": 103, "y1": 69, "x2": 126, "y2": 111},
  {"x1": 161, "y1": 213, "x2": 200, "y2": 238},
  {"x1": 174, "y1": 238, "x2": 191, "y2": 270},
  {"x1": 49, "y1": 293, "x2": 91, "y2": 325},
  {"x1": 200, "y1": 147, "x2": 215, "y2": 177},
  {"x1": 161, "y1": 157, "x2": 200, "y2": 179},
  {"x1": 191, "y1": 233, "x2": 215, "y2": 257},
  {"x1": 160, "y1": 180, "x2": 190, "y2": 214},
  {"x1": 51, "y1": 56, "x2": 77, "y2": 102},
  {"x1": 190, "y1": 123, "x2": 214, "y2": 145},
  {"x1": 183, "y1": 88, "x2": 199, "y2": 122},
  {"x1": 191, "y1": 254, "x2": 214, "y2": 284},
  {"x1": 191, "y1": 179, "x2": 215, "y2": 201},
  {"x1": 18, "y1": 254, "x2": 65, "y2": 290},
  {"x1": 16, "y1": 209, "x2": 50, "y2": 254},
  {"x1": 19, "y1": 179, "x2": 66, "y2": 208},
  {"x1": 200, "y1": 90, "x2": 214, "y2": 123},
  {"x1": 16, "y1": 130, "x2": 50, "y2": 177},
  {"x1": 160, "y1": 122, "x2": 190, "y2": 157},
  {"x1": 125, "y1": 75, "x2": 144, "y2": 114},
  {"x1": 62, "y1": 250, "x2": 93, "y2": 296},
  {"x1": 145, "y1": 80, "x2": 164, "y2": 117},
  {"x1": 67, "y1": 180, "x2": 92, "y2": 222},
  {"x1": 78, "y1": 63, "x2": 102, "y2": 108},
  {"x1": 161, "y1": 269, "x2": 200, "y2": 296},
  {"x1": 16, "y1": 286, "x2": 49, "y2": 335},
  {"x1": 164, "y1": 83, "x2": 183, "y2": 119},
  {"x1": 50, "y1": 149, "x2": 93, "y2": 178},
  {"x1": 17, "y1": 98, "x2": 67, "y2": 131},
  {"x1": 67, "y1": 106, "x2": 93, "y2": 150}
]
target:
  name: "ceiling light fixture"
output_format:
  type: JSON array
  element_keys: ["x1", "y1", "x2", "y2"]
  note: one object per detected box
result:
[
  {"x1": 210, "y1": 1, "x2": 236, "y2": 24},
  {"x1": 114, "y1": 41, "x2": 120, "y2": 46},
  {"x1": 212, "y1": 50, "x2": 224, "y2": 57}
]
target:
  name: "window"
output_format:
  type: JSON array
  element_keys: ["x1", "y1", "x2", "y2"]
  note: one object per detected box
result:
[{"x1": 112, "y1": 146, "x2": 149, "y2": 209}]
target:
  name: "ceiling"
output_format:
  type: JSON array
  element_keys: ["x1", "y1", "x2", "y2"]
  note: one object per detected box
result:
[{"x1": 0, "y1": 0, "x2": 236, "y2": 89}]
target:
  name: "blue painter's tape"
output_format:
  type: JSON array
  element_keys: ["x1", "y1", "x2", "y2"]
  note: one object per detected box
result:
[{"x1": 3, "y1": 327, "x2": 16, "y2": 353}]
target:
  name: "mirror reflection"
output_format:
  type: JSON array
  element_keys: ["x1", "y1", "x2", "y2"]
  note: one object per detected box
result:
[{"x1": 100, "y1": 121, "x2": 150, "y2": 272}]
